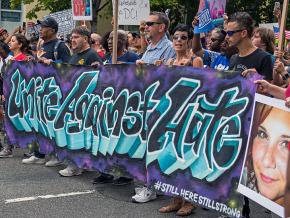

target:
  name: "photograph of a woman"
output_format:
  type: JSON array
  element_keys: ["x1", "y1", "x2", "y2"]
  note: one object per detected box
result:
[{"x1": 239, "y1": 96, "x2": 290, "y2": 217}]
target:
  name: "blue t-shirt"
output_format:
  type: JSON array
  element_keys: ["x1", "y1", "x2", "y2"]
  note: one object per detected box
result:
[
  {"x1": 210, "y1": 54, "x2": 230, "y2": 70},
  {"x1": 107, "y1": 51, "x2": 139, "y2": 64}
]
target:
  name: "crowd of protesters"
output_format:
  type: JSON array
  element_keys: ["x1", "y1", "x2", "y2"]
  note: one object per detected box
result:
[{"x1": 0, "y1": 9, "x2": 289, "y2": 218}]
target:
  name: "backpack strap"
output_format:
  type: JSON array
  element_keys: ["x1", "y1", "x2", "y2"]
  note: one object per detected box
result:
[{"x1": 53, "y1": 40, "x2": 62, "y2": 61}]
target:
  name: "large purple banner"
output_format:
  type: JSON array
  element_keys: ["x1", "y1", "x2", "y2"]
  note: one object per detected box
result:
[{"x1": 4, "y1": 62, "x2": 258, "y2": 217}]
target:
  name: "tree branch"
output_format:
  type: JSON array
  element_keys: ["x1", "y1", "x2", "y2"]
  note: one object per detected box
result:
[{"x1": 96, "y1": 0, "x2": 110, "y2": 12}]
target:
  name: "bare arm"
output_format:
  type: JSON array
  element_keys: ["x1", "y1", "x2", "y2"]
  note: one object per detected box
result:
[
  {"x1": 191, "y1": 17, "x2": 204, "y2": 57},
  {"x1": 255, "y1": 80, "x2": 286, "y2": 99},
  {"x1": 192, "y1": 56, "x2": 203, "y2": 68}
]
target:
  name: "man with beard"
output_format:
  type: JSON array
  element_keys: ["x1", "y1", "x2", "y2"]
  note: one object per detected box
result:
[
  {"x1": 69, "y1": 26, "x2": 102, "y2": 66},
  {"x1": 58, "y1": 26, "x2": 102, "y2": 177}
]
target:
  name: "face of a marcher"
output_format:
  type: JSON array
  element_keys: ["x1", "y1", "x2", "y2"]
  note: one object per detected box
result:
[
  {"x1": 208, "y1": 30, "x2": 223, "y2": 52},
  {"x1": 252, "y1": 108, "x2": 290, "y2": 203},
  {"x1": 9, "y1": 36, "x2": 21, "y2": 52},
  {"x1": 39, "y1": 26, "x2": 54, "y2": 41},
  {"x1": 172, "y1": 31, "x2": 189, "y2": 52},
  {"x1": 107, "y1": 32, "x2": 126, "y2": 53},
  {"x1": 225, "y1": 22, "x2": 243, "y2": 47},
  {"x1": 252, "y1": 32, "x2": 263, "y2": 48},
  {"x1": 127, "y1": 33, "x2": 134, "y2": 47},
  {"x1": 144, "y1": 15, "x2": 163, "y2": 40},
  {"x1": 71, "y1": 33, "x2": 86, "y2": 53}
]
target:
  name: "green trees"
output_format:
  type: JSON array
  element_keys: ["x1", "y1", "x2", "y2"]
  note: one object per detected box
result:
[
  {"x1": 10, "y1": 0, "x2": 71, "y2": 19},
  {"x1": 10, "y1": 0, "x2": 290, "y2": 30}
]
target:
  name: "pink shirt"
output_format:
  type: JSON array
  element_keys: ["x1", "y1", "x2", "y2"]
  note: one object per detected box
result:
[
  {"x1": 14, "y1": 53, "x2": 27, "y2": 61},
  {"x1": 286, "y1": 86, "x2": 290, "y2": 98}
]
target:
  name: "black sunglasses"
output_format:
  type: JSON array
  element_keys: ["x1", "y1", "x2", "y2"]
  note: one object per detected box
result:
[
  {"x1": 172, "y1": 35, "x2": 188, "y2": 41},
  {"x1": 226, "y1": 29, "x2": 244, "y2": 36},
  {"x1": 145, "y1": 21, "x2": 162, "y2": 26}
]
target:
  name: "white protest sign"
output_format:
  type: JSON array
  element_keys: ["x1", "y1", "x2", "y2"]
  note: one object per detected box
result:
[
  {"x1": 113, "y1": 0, "x2": 150, "y2": 26},
  {"x1": 71, "y1": 0, "x2": 92, "y2": 21},
  {"x1": 45, "y1": 9, "x2": 76, "y2": 37}
]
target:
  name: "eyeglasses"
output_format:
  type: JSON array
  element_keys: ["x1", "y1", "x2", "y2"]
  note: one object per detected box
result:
[
  {"x1": 172, "y1": 35, "x2": 188, "y2": 41},
  {"x1": 145, "y1": 21, "x2": 162, "y2": 26},
  {"x1": 226, "y1": 29, "x2": 244, "y2": 36}
]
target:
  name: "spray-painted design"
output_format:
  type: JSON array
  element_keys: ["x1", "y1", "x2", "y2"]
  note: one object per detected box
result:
[{"x1": 4, "y1": 62, "x2": 259, "y2": 217}]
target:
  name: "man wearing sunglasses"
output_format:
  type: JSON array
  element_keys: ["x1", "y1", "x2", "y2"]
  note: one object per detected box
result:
[
  {"x1": 227, "y1": 12, "x2": 273, "y2": 81},
  {"x1": 136, "y1": 11, "x2": 175, "y2": 65}
]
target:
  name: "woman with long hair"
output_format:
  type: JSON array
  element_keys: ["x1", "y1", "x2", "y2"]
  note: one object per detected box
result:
[{"x1": 8, "y1": 34, "x2": 29, "y2": 61}]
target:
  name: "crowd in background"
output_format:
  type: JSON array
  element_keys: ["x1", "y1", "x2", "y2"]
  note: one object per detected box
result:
[{"x1": 0, "y1": 8, "x2": 289, "y2": 218}]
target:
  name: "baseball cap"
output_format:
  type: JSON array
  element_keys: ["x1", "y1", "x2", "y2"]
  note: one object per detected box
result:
[{"x1": 37, "y1": 17, "x2": 58, "y2": 32}]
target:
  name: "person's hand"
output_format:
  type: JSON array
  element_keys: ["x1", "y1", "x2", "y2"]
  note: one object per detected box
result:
[
  {"x1": 12, "y1": 26, "x2": 20, "y2": 34},
  {"x1": 274, "y1": 49, "x2": 284, "y2": 60},
  {"x1": 274, "y1": 59, "x2": 286, "y2": 75},
  {"x1": 154, "y1": 60, "x2": 163, "y2": 66},
  {"x1": 139, "y1": 20, "x2": 146, "y2": 34},
  {"x1": 241, "y1": 68, "x2": 257, "y2": 77},
  {"x1": 91, "y1": 61, "x2": 101, "y2": 67},
  {"x1": 192, "y1": 16, "x2": 199, "y2": 28},
  {"x1": 38, "y1": 57, "x2": 52, "y2": 65},
  {"x1": 2, "y1": 95, "x2": 5, "y2": 102},
  {"x1": 286, "y1": 97, "x2": 290, "y2": 108},
  {"x1": 223, "y1": 13, "x2": 228, "y2": 22},
  {"x1": 254, "y1": 79, "x2": 272, "y2": 94},
  {"x1": 136, "y1": 59, "x2": 145, "y2": 65},
  {"x1": 273, "y1": 6, "x2": 281, "y2": 20},
  {"x1": 26, "y1": 56, "x2": 34, "y2": 62}
]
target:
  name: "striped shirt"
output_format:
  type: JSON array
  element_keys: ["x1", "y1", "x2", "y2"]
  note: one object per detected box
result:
[{"x1": 141, "y1": 35, "x2": 176, "y2": 64}]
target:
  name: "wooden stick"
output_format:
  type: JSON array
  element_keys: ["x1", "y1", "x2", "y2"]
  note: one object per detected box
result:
[
  {"x1": 278, "y1": 0, "x2": 289, "y2": 51},
  {"x1": 112, "y1": 0, "x2": 119, "y2": 64}
]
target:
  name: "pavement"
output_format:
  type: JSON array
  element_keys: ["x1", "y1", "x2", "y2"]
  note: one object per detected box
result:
[{"x1": 0, "y1": 148, "x2": 274, "y2": 218}]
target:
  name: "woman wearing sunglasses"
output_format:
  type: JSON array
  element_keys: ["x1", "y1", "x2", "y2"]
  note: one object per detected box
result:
[
  {"x1": 166, "y1": 24, "x2": 203, "y2": 68},
  {"x1": 158, "y1": 24, "x2": 203, "y2": 217}
]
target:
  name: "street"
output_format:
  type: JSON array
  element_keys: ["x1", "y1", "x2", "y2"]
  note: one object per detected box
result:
[{"x1": 0, "y1": 148, "x2": 273, "y2": 218}]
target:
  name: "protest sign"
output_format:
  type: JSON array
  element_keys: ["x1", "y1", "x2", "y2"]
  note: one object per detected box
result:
[
  {"x1": 45, "y1": 9, "x2": 75, "y2": 38},
  {"x1": 4, "y1": 62, "x2": 258, "y2": 217},
  {"x1": 195, "y1": 0, "x2": 214, "y2": 33},
  {"x1": 238, "y1": 93, "x2": 290, "y2": 217},
  {"x1": 71, "y1": 0, "x2": 92, "y2": 21},
  {"x1": 113, "y1": 0, "x2": 150, "y2": 26},
  {"x1": 198, "y1": 0, "x2": 226, "y2": 19}
]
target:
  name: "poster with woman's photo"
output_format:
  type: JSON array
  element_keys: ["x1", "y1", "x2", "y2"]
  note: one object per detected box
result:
[{"x1": 238, "y1": 94, "x2": 290, "y2": 217}]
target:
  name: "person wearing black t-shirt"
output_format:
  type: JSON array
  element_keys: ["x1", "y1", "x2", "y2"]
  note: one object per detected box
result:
[
  {"x1": 22, "y1": 17, "x2": 71, "y2": 165},
  {"x1": 226, "y1": 12, "x2": 273, "y2": 81},
  {"x1": 58, "y1": 26, "x2": 102, "y2": 177},
  {"x1": 69, "y1": 26, "x2": 102, "y2": 66},
  {"x1": 226, "y1": 12, "x2": 274, "y2": 218},
  {"x1": 37, "y1": 17, "x2": 71, "y2": 63}
]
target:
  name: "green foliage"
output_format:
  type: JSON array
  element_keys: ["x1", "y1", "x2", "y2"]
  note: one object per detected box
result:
[
  {"x1": 10, "y1": 0, "x2": 71, "y2": 19},
  {"x1": 150, "y1": 0, "x2": 199, "y2": 32},
  {"x1": 150, "y1": 0, "x2": 290, "y2": 31},
  {"x1": 10, "y1": 0, "x2": 290, "y2": 30}
]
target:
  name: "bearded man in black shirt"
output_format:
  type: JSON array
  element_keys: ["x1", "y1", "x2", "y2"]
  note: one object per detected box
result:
[
  {"x1": 69, "y1": 26, "x2": 102, "y2": 66},
  {"x1": 226, "y1": 12, "x2": 273, "y2": 81}
]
